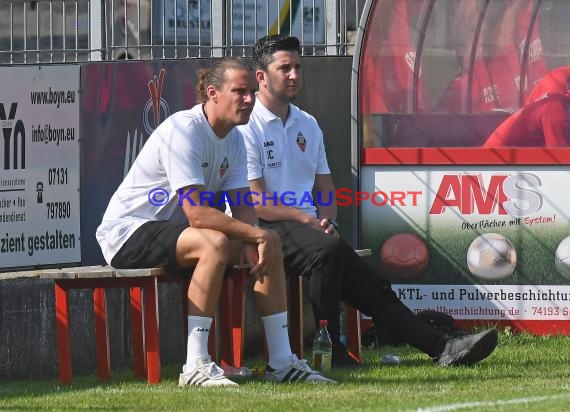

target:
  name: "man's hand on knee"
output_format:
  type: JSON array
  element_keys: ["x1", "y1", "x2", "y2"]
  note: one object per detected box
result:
[{"x1": 248, "y1": 228, "x2": 282, "y2": 281}]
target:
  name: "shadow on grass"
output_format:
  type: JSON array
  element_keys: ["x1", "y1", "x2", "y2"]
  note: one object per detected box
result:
[{"x1": 0, "y1": 364, "x2": 183, "y2": 403}]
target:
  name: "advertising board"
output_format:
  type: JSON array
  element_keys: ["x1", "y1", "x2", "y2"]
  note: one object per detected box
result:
[
  {"x1": 359, "y1": 160, "x2": 570, "y2": 332},
  {"x1": 0, "y1": 65, "x2": 80, "y2": 268}
]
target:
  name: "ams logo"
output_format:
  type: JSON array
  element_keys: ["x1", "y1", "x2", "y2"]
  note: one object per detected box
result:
[
  {"x1": 429, "y1": 173, "x2": 542, "y2": 217},
  {"x1": 1, "y1": 102, "x2": 25, "y2": 170}
]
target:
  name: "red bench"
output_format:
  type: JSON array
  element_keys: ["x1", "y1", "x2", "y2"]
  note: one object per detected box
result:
[
  {"x1": 40, "y1": 265, "x2": 248, "y2": 384},
  {"x1": 39, "y1": 250, "x2": 370, "y2": 384}
]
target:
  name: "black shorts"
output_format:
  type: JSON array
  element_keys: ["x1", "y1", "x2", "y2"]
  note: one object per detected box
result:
[{"x1": 111, "y1": 221, "x2": 188, "y2": 272}]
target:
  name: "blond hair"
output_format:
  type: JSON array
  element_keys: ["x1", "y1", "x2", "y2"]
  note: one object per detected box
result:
[{"x1": 196, "y1": 57, "x2": 254, "y2": 103}]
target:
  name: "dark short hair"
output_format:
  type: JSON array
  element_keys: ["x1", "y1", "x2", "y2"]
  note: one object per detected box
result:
[{"x1": 253, "y1": 35, "x2": 301, "y2": 70}]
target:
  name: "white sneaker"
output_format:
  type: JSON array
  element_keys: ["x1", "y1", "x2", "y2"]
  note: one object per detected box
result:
[
  {"x1": 178, "y1": 356, "x2": 238, "y2": 387},
  {"x1": 264, "y1": 355, "x2": 337, "y2": 384}
]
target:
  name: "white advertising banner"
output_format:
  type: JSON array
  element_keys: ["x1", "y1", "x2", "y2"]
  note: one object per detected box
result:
[
  {"x1": 0, "y1": 65, "x2": 80, "y2": 268},
  {"x1": 360, "y1": 166, "x2": 570, "y2": 322}
]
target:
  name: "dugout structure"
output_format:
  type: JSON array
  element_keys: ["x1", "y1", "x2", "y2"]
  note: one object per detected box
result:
[{"x1": 352, "y1": 0, "x2": 570, "y2": 334}]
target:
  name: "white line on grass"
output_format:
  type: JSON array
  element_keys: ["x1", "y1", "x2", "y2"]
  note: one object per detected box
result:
[{"x1": 412, "y1": 393, "x2": 570, "y2": 412}]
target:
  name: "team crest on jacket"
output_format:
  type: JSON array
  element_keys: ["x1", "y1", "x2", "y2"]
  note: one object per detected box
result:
[
  {"x1": 219, "y1": 157, "x2": 229, "y2": 177},
  {"x1": 296, "y1": 132, "x2": 306, "y2": 152}
]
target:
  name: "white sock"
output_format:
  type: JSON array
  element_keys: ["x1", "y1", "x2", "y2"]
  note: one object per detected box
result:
[
  {"x1": 262, "y1": 311, "x2": 294, "y2": 370},
  {"x1": 185, "y1": 315, "x2": 213, "y2": 369}
]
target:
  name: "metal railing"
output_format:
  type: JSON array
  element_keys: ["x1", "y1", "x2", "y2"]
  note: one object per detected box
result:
[{"x1": 0, "y1": 0, "x2": 364, "y2": 64}]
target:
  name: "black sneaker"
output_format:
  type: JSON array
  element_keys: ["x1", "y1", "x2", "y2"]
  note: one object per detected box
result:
[
  {"x1": 332, "y1": 348, "x2": 363, "y2": 370},
  {"x1": 264, "y1": 355, "x2": 337, "y2": 384},
  {"x1": 436, "y1": 328, "x2": 498, "y2": 366}
]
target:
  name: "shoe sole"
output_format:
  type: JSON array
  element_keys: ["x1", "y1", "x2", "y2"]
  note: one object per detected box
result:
[
  {"x1": 438, "y1": 329, "x2": 498, "y2": 366},
  {"x1": 179, "y1": 381, "x2": 238, "y2": 387},
  {"x1": 264, "y1": 374, "x2": 337, "y2": 384},
  {"x1": 179, "y1": 376, "x2": 238, "y2": 387}
]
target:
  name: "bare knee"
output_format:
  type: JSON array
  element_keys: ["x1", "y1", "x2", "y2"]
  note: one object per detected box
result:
[
  {"x1": 199, "y1": 230, "x2": 230, "y2": 262},
  {"x1": 177, "y1": 228, "x2": 230, "y2": 268}
]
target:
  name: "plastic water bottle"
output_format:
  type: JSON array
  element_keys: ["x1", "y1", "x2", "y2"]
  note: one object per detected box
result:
[
  {"x1": 222, "y1": 366, "x2": 252, "y2": 378},
  {"x1": 312, "y1": 319, "x2": 332, "y2": 372}
]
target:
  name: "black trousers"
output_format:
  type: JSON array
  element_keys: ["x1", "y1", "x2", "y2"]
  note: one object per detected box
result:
[{"x1": 260, "y1": 219, "x2": 446, "y2": 357}]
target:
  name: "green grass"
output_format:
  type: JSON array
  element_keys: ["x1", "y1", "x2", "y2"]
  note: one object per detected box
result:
[{"x1": 2, "y1": 331, "x2": 570, "y2": 411}]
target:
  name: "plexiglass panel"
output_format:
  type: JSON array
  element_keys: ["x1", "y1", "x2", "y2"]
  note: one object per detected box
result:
[{"x1": 359, "y1": 0, "x2": 570, "y2": 147}]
